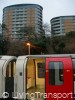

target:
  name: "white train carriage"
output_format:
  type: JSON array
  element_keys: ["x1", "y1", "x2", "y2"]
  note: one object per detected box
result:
[
  {"x1": 0, "y1": 54, "x2": 75, "y2": 100},
  {"x1": 0, "y1": 56, "x2": 16, "y2": 98},
  {"x1": 15, "y1": 54, "x2": 75, "y2": 100}
]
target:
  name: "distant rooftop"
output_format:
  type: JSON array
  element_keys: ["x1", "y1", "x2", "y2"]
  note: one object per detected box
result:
[
  {"x1": 51, "y1": 15, "x2": 75, "y2": 21},
  {"x1": 3, "y1": 3, "x2": 43, "y2": 10}
]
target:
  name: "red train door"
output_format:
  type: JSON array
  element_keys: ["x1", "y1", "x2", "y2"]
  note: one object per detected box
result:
[{"x1": 46, "y1": 57, "x2": 73, "y2": 100}]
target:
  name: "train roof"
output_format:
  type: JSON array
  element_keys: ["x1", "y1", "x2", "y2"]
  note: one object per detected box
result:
[
  {"x1": 17, "y1": 54, "x2": 75, "y2": 59},
  {"x1": 0, "y1": 55, "x2": 16, "y2": 60}
]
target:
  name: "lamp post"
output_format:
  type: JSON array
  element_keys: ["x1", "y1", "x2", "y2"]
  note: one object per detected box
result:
[{"x1": 27, "y1": 43, "x2": 30, "y2": 55}]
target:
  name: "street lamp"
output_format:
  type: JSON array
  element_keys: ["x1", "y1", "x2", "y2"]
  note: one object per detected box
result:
[{"x1": 27, "y1": 43, "x2": 30, "y2": 55}]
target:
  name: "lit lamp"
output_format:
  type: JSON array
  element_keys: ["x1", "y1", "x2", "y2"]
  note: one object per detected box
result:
[{"x1": 27, "y1": 43, "x2": 30, "y2": 55}]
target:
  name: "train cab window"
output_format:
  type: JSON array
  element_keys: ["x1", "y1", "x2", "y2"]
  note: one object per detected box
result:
[
  {"x1": 49, "y1": 62, "x2": 63, "y2": 85},
  {"x1": 37, "y1": 62, "x2": 45, "y2": 78}
]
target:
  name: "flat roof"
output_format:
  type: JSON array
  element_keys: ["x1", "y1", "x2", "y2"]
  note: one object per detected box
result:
[
  {"x1": 3, "y1": 4, "x2": 43, "y2": 10},
  {"x1": 51, "y1": 15, "x2": 75, "y2": 21}
]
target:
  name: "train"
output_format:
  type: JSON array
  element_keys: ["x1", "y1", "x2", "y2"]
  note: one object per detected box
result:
[{"x1": 0, "y1": 54, "x2": 75, "y2": 100}]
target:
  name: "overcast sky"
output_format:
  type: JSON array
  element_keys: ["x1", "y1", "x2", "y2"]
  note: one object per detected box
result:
[{"x1": 0, "y1": 0, "x2": 75, "y2": 24}]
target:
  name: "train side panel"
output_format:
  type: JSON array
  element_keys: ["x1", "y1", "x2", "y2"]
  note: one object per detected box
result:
[{"x1": 46, "y1": 57, "x2": 73, "y2": 100}]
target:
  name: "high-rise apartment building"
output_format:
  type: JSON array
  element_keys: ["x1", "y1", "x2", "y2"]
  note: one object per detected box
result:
[
  {"x1": 2, "y1": 4, "x2": 43, "y2": 40},
  {"x1": 51, "y1": 16, "x2": 75, "y2": 36}
]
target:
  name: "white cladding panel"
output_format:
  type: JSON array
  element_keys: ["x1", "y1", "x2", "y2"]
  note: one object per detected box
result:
[{"x1": 15, "y1": 56, "x2": 28, "y2": 99}]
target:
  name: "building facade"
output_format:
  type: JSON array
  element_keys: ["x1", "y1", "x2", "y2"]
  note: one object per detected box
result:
[
  {"x1": 3, "y1": 4, "x2": 43, "y2": 40},
  {"x1": 51, "y1": 16, "x2": 75, "y2": 36}
]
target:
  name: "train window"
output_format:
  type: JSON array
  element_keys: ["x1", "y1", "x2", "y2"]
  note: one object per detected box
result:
[
  {"x1": 37, "y1": 63, "x2": 45, "y2": 78},
  {"x1": 6, "y1": 60, "x2": 16, "y2": 77},
  {"x1": 73, "y1": 61, "x2": 75, "y2": 81},
  {"x1": 49, "y1": 62, "x2": 63, "y2": 85}
]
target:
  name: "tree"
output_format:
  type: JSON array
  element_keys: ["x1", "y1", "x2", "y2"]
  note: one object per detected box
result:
[
  {"x1": 0, "y1": 35, "x2": 9, "y2": 55},
  {"x1": 7, "y1": 41, "x2": 28, "y2": 56},
  {"x1": 1, "y1": 23, "x2": 9, "y2": 40},
  {"x1": 1, "y1": 23, "x2": 10, "y2": 54},
  {"x1": 29, "y1": 23, "x2": 51, "y2": 54},
  {"x1": 66, "y1": 31, "x2": 75, "y2": 37},
  {"x1": 13, "y1": 23, "x2": 51, "y2": 54},
  {"x1": 51, "y1": 36, "x2": 65, "y2": 53},
  {"x1": 17, "y1": 26, "x2": 36, "y2": 41},
  {"x1": 43, "y1": 23, "x2": 51, "y2": 34}
]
